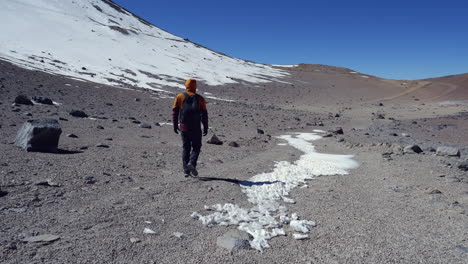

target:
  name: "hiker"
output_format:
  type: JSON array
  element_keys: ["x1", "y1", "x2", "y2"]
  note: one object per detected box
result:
[{"x1": 172, "y1": 78, "x2": 209, "y2": 177}]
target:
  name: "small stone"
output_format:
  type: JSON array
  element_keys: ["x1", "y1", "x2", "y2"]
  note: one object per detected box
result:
[
  {"x1": 23, "y1": 234, "x2": 60, "y2": 243},
  {"x1": 139, "y1": 123, "x2": 152, "y2": 129},
  {"x1": 67, "y1": 134, "x2": 78, "y2": 138},
  {"x1": 207, "y1": 134, "x2": 223, "y2": 145},
  {"x1": 0, "y1": 187, "x2": 8, "y2": 197},
  {"x1": 130, "y1": 237, "x2": 141, "y2": 243},
  {"x1": 256, "y1": 129, "x2": 265, "y2": 134},
  {"x1": 429, "y1": 190, "x2": 442, "y2": 194},
  {"x1": 173, "y1": 232, "x2": 184, "y2": 239},
  {"x1": 401, "y1": 133, "x2": 410, "y2": 137},
  {"x1": 84, "y1": 176, "x2": 96, "y2": 184},
  {"x1": 96, "y1": 143, "x2": 109, "y2": 148},
  {"x1": 329, "y1": 127, "x2": 344, "y2": 135},
  {"x1": 97, "y1": 125, "x2": 104, "y2": 130},
  {"x1": 404, "y1": 145, "x2": 423, "y2": 154},
  {"x1": 376, "y1": 114, "x2": 385, "y2": 119},
  {"x1": 228, "y1": 141, "x2": 239, "y2": 147},
  {"x1": 132, "y1": 120, "x2": 141, "y2": 124},
  {"x1": 35, "y1": 179, "x2": 60, "y2": 187},
  {"x1": 59, "y1": 117, "x2": 68, "y2": 121},
  {"x1": 69, "y1": 110, "x2": 88, "y2": 118},
  {"x1": 105, "y1": 138, "x2": 113, "y2": 141},
  {"x1": 32, "y1": 96, "x2": 53, "y2": 105},
  {"x1": 457, "y1": 161, "x2": 468, "y2": 171},
  {"x1": 389, "y1": 133, "x2": 398, "y2": 136},
  {"x1": 135, "y1": 98, "x2": 141, "y2": 102}
]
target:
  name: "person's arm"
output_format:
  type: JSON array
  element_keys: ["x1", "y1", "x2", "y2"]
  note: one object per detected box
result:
[
  {"x1": 199, "y1": 97, "x2": 208, "y2": 136},
  {"x1": 172, "y1": 94, "x2": 183, "y2": 134}
]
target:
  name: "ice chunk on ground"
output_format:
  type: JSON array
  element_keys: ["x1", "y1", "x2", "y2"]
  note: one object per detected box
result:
[
  {"x1": 143, "y1": 228, "x2": 156, "y2": 234},
  {"x1": 293, "y1": 234, "x2": 309, "y2": 240},
  {"x1": 193, "y1": 132, "x2": 358, "y2": 251}
]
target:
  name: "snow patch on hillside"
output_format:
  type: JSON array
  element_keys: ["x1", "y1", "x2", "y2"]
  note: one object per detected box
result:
[
  {"x1": 192, "y1": 132, "x2": 358, "y2": 251},
  {"x1": 0, "y1": 0, "x2": 289, "y2": 92}
]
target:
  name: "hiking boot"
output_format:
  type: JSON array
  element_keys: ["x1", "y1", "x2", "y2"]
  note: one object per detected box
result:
[{"x1": 187, "y1": 163, "x2": 198, "y2": 177}]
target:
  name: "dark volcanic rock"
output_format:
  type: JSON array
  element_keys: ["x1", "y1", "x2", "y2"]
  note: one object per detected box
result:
[
  {"x1": 84, "y1": 176, "x2": 97, "y2": 184},
  {"x1": 256, "y1": 129, "x2": 265, "y2": 135},
  {"x1": 15, "y1": 119, "x2": 62, "y2": 152},
  {"x1": 14, "y1": 95, "x2": 33, "y2": 105},
  {"x1": 228, "y1": 141, "x2": 240, "y2": 147},
  {"x1": 207, "y1": 134, "x2": 223, "y2": 145},
  {"x1": 139, "y1": 123, "x2": 152, "y2": 129},
  {"x1": 0, "y1": 187, "x2": 7, "y2": 197},
  {"x1": 457, "y1": 161, "x2": 468, "y2": 171},
  {"x1": 70, "y1": 110, "x2": 88, "y2": 118},
  {"x1": 404, "y1": 145, "x2": 423, "y2": 154},
  {"x1": 32, "y1": 96, "x2": 53, "y2": 105},
  {"x1": 330, "y1": 127, "x2": 344, "y2": 135},
  {"x1": 67, "y1": 133, "x2": 78, "y2": 138}
]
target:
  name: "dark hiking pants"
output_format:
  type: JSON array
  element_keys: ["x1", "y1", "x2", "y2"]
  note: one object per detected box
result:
[{"x1": 181, "y1": 130, "x2": 202, "y2": 174}]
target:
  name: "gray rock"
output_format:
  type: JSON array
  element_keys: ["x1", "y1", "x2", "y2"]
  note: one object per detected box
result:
[
  {"x1": 15, "y1": 119, "x2": 62, "y2": 152},
  {"x1": 69, "y1": 110, "x2": 88, "y2": 118},
  {"x1": 67, "y1": 133, "x2": 78, "y2": 138},
  {"x1": 96, "y1": 143, "x2": 109, "y2": 148},
  {"x1": 32, "y1": 96, "x2": 53, "y2": 105},
  {"x1": 436, "y1": 146, "x2": 460, "y2": 157},
  {"x1": 14, "y1": 95, "x2": 33, "y2": 105},
  {"x1": 0, "y1": 187, "x2": 7, "y2": 197},
  {"x1": 457, "y1": 161, "x2": 468, "y2": 171},
  {"x1": 207, "y1": 134, "x2": 223, "y2": 145},
  {"x1": 216, "y1": 230, "x2": 251, "y2": 252},
  {"x1": 256, "y1": 129, "x2": 265, "y2": 134},
  {"x1": 404, "y1": 145, "x2": 423, "y2": 154},
  {"x1": 97, "y1": 125, "x2": 104, "y2": 130},
  {"x1": 132, "y1": 120, "x2": 141, "y2": 124},
  {"x1": 84, "y1": 176, "x2": 96, "y2": 184},
  {"x1": 23, "y1": 234, "x2": 60, "y2": 243},
  {"x1": 228, "y1": 141, "x2": 239, "y2": 147},
  {"x1": 329, "y1": 127, "x2": 344, "y2": 135},
  {"x1": 139, "y1": 123, "x2": 152, "y2": 129}
]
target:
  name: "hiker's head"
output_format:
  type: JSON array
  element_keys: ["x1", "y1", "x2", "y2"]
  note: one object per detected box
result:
[{"x1": 185, "y1": 78, "x2": 197, "y2": 93}]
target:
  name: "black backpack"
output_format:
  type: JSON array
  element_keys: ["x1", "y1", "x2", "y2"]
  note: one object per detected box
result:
[{"x1": 180, "y1": 92, "x2": 201, "y2": 128}]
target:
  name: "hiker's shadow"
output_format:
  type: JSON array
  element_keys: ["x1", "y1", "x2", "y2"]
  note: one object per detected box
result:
[{"x1": 198, "y1": 177, "x2": 284, "y2": 187}]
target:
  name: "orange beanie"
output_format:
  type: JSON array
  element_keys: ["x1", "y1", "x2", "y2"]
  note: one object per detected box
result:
[{"x1": 185, "y1": 78, "x2": 197, "y2": 93}]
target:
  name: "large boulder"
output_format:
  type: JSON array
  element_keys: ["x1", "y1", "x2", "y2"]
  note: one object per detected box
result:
[
  {"x1": 15, "y1": 119, "x2": 62, "y2": 152},
  {"x1": 436, "y1": 146, "x2": 460, "y2": 157}
]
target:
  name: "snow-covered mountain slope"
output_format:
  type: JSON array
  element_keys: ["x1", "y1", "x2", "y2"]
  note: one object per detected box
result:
[{"x1": 0, "y1": 0, "x2": 288, "y2": 91}]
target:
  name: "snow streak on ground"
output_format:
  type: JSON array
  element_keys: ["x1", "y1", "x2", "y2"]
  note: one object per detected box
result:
[
  {"x1": 0, "y1": 0, "x2": 288, "y2": 93},
  {"x1": 192, "y1": 132, "x2": 358, "y2": 251}
]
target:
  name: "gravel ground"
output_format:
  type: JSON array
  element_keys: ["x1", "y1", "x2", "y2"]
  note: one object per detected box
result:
[{"x1": 1, "y1": 60, "x2": 467, "y2": 263}]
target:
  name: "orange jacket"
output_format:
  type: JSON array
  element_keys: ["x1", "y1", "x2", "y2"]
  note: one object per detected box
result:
[{"x1": 172, "y1": 79, "x2": 208, "y2": 131}]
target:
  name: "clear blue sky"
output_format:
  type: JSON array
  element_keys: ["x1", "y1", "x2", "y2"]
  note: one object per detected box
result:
[{"x1": 113, "y1": 0, "x2": 468, "y2": 80}]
